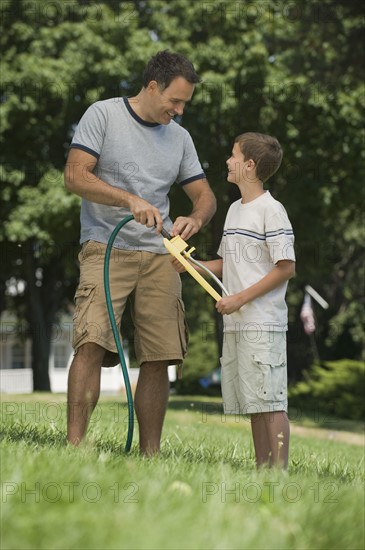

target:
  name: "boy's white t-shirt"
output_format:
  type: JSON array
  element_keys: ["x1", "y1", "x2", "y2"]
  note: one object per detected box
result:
[{"x1": 217, "y1": 191, "x2": 295, "y2": 333}]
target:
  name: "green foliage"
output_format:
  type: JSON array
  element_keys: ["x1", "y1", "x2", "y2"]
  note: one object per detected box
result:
[
  {"x1": 290, "y1": 360, "x2": 365, "y2": 420},
  {"x1": 4, "y1": 170, "x2": 80, "y2": 244},
  {"x1": 176, "y1": 327, "x2": 219, "y2": 394}
]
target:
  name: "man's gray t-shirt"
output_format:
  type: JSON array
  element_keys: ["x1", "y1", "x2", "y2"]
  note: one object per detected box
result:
[{"x1": 70, "y1": 97, "x2": 205, "y2": 253}]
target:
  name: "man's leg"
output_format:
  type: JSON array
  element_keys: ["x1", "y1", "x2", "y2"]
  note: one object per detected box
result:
[
  {"x1": 67, "y1": 342, "x2": 105, "y2": 445},
  {"x1": 134, "y1": 361, "x2": 170, "y2": 456}
]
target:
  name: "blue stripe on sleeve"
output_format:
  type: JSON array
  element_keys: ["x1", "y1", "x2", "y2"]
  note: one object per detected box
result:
[{"x1": 266, "y1": 229, "x2": 294, "y2": 237}]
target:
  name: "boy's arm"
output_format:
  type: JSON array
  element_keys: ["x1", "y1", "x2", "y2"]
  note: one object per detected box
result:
[{"x1": 216, "y1": 260, "x2": 295, "y2": 315}]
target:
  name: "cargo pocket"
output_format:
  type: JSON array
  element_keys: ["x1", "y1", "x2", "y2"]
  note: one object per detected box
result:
[
  {"x1": 78, "y1": 240, "x2": 104, "y2": 264},
  {"x1": 253, "y1": 351, "x2": 287, "y2": 402},
  {"x1": 72, "y1": 284, "x2": 97, "y2": 343}
]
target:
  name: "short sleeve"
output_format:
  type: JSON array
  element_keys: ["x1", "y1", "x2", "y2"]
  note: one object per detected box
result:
[
  {"x1": 217, "y1": 235, "x2": 224, "y2": 258},
  {"x1": 176, "y1": 131, "x2": 205, "y2": 186},
  {"x1": 70, "y1": 103, "x2": 107, "y2": 159},
  {"x1": 265, "y1": 205, "x2": 296, "y2": 264}
]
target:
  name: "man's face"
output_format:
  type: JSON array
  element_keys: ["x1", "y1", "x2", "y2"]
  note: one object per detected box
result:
[{"x1": 148, "y1": 76, "x2": 195, "y2": 124}]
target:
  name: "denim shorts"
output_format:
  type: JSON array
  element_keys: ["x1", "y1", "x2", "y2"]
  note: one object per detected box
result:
[
  {"x1": 72, "y1": 240, "x2": 188, "y2": 367},
  {"x1": 220, "y1": 331, "x2": 288, "y2": 414}
]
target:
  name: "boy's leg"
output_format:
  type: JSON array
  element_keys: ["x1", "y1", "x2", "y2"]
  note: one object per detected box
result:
[
  {"x1": 250, "y1": 413, "x2": 272, "y2": 467},
  {"x1": 263, "y1": 410, "x2": 290, "y2": 468},
  {"x1": 250, "y1": 411, "x2": 290, "y2": 468},
  {"x1": 67, "y1": 342, "x2": 105, "y2": 445}
]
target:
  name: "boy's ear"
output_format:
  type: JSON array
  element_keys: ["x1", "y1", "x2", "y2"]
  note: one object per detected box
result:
[{"x1": 247, "y1": 159, "x2": 256, "y2": 170}]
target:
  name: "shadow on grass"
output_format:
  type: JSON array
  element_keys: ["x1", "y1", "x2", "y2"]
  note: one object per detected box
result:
[
  {"x1": 0, "y1": 423, "x2": 66, "y2": 447},
  {"x1": 168, "y1": 396, "x2": 365, "y2": 434},
  {"x1": 0, "y1": 423, "x2": 132, "y2": 455}
]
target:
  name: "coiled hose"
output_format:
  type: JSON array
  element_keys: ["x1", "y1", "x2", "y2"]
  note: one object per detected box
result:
[{"x1": 103, "y1": 214, "x2": 135, "y2": 452}]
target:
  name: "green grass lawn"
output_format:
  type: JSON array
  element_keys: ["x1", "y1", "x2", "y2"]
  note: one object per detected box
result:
[{"x1": 1, "y1": 393, "x2": 364, "y2": 550}]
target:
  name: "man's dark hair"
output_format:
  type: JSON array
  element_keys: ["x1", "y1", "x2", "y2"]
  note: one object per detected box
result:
[{"x1": 143, "y1": 50, "x2": 201, "y2": 90}]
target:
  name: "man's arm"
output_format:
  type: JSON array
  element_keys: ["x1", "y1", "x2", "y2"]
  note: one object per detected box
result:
[
  {"x1": 64, "y1": 148, "x2": 164, "y2": 231},
  {"x1": 170, "y1": 177, "x2": 217, "y2": 240},
  {"x1": 216, "y1": 260, "x2": 296, "y2": 315}
]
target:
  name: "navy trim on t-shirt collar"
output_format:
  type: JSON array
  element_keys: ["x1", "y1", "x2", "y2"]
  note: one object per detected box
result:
[{"x1": 123, "y1": 96, "x2": 160, "y2": 127}]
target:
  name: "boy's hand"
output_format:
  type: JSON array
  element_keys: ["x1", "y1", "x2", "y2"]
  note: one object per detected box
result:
[
  {"x1": 216, "y1": 294, "x2": 245, "y2": 315},
  {"x1": 170, "y1": 257, "x2": 186, "y2": 273}
]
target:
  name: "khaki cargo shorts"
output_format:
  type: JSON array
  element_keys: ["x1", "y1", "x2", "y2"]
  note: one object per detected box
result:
[
  {"x1": 72, "y1": 240, "x2": 188, "y2": 368},
  {"x1": 220, "y1": 331, "x2": 288, "y2": 415}
]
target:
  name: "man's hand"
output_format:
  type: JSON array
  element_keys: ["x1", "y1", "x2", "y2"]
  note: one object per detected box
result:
[
  {"x1": 127, "y1": 195, "x2": 163, "y2": 233},
  {"x1": 170, "y1": 216, "x2": 202, "y2": 240}
]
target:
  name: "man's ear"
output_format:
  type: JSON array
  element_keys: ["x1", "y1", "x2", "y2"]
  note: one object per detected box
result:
[{"x1": 146, "y1": 80, "x2": 159, "y2": 93}]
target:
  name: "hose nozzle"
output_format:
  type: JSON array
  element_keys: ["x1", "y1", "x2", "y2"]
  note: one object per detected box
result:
[
  {"x1": 154, "y1": 223, "x2": 172, "y2": 240},
  {"x1": 160, "y1": 226, "x2": 172, "y2": 240}
]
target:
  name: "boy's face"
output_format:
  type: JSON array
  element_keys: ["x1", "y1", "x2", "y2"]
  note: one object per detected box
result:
[
  {"x1": 226, "y1": 143, "x2": 247, "y2": 184},
  {"x1": 226, "y1": 143, "x2": 255, "y2": 184}
]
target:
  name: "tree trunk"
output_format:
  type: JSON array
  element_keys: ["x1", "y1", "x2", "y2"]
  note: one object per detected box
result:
[
  {"x1": 24, "y1": 240, "x2": 51, "y2": 392},
  {"x1": 30, "y1": 325, "x2": 51, "y2": 392}
]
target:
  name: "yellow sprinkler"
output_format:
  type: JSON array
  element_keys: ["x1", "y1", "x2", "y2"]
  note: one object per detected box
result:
[{"x1": 161, "y1": 227, "x2": 229, "y2": 302}]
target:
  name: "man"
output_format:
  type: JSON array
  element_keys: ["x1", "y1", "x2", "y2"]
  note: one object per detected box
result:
[{"x1": 64, "y1": 50, "x2": 216, "y2": 455}]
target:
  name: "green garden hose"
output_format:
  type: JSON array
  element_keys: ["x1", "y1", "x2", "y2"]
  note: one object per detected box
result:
[{"x1": 103, "y1": 214, "x2": 135, "y2": 452}]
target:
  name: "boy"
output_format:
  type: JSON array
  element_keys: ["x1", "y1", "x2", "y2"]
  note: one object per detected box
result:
[{"x1": 173, "y1": 132, "x2": 295, "y2": 468}]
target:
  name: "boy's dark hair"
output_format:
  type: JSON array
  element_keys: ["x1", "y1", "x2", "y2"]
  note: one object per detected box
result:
[
  {"x1": 235, "y1": 132, "x2": 283, "y2": 183},
  {"x1": 143, "y1": 50, "x2": 201, "y2": 90}
]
